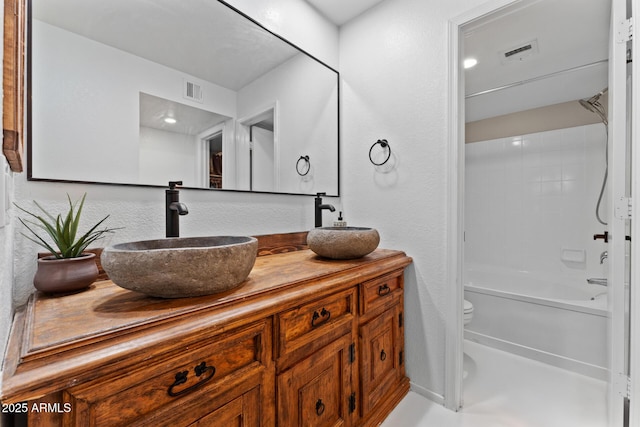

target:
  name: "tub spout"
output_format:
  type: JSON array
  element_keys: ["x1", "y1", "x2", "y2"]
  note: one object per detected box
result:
[{"x1": 587, "y1": 277, "x2": 607, "y2": 286}]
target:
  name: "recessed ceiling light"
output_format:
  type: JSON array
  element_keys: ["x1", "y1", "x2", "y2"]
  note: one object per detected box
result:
[
  {"x1": 463, "y1": 58, "x2": 478, "y2": 69},
  {"x1": 164, "y1": 117, "x2": 177, "y2": 124}
]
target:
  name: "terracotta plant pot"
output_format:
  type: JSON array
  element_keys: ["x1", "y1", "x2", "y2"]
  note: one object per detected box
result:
[{"x1": 33, "y1": 252, "x2": 99, "y2": 294}]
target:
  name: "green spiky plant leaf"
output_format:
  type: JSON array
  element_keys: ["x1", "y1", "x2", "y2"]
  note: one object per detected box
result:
[{"x1": 14, "y1": 193, "x2": 119, "y2": 259}]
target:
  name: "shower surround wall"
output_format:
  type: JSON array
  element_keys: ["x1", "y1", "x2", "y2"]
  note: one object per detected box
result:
[{"x1": 465, "y1": 123, "x2": 608, "y2": 279}]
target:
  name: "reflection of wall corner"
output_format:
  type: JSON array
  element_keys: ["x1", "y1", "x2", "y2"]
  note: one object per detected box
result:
[{"x1": 183, "y1": 79, "x2": 203, "y2": 103}]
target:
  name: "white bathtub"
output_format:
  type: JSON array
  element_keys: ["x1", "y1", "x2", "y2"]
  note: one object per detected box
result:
[{"x1": 464, "y1": 267, "x2": 608, "y2": 379}]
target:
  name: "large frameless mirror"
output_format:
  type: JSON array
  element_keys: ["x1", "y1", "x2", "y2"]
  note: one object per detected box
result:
[{"x1": 28, "y1": 0, "x2": 340, "y2": 196}]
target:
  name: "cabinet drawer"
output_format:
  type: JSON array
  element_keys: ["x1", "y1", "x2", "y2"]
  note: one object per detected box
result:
[
  {"x1": 360, "y1": 273, "x2": 402, "y2": 315},
  {"x1": 67, "y1": 320, "x2": 270, "y2": 427},
  {"x1": 276, "y1": 288, "x2": 356, "y2": 369}
]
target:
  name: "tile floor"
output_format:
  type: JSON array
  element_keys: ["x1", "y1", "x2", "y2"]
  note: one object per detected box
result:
[{"x1": 381, "y1": 340, "x2": 608, "y2": 427}]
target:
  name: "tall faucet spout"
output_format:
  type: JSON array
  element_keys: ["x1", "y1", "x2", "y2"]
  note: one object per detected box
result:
[
  {"x1": 169, "y1": 202, "x2": 189, "y2": 215},
  {"x1": 166, "y1": 181, "x2": 188, "y2": 238},
  {"x1": 314, "y1": 192, "x2": 335, "y2": 228}
]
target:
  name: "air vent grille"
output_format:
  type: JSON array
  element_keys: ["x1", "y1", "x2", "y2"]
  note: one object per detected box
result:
[
  {"x1": 183, "y1": 80, "x2": 203, "y2": 103},
  {"x1": 505, "y1": 44, "x2": 532, "y2": 58},
  {"x1": 501, "y1": 39, "x2": 539, "y2": 63}
]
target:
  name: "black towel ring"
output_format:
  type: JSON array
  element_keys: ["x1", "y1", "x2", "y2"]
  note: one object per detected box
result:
[
  {"x1": 296, "y1": 155, "x2": 311, "y2": 176},
  {"x1": 369, "y1": 139, "x2": 391, "y2": 166}
]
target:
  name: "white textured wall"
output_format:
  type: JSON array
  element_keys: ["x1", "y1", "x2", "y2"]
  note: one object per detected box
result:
[
  {"x1": 465, "y1": 124, "x2": 608, "y2": 280},
  {"x1": 0, "y1": 0, "x2": 11, "y2": 394},
  {"x1": 237, "y1": 53, "x2": 339, "y2": 195},
  {"x1": 138, "y1": 126, "x2": 201, "y2": 187},
  {"x1": 32, "y1": 20, "x2": 237, "y2": 184},
  {"x1": 0, "y1": 159, "x2": 13, "y2": 393},
  {"x1": 339, "y1": 0, "x2": 490, "y2": 401}
]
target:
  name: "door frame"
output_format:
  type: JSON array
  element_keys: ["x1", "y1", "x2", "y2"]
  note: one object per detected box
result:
[
  {"x1": 629, "y1": 1, "x2": 640, "y2": 425},
  {"x1": 199, "y1": 122, "x2": 226, "y2": 188},
  {"x1": 609, "y1": 0, "x2": 632, "y2": 425},
  {"x1": 237, "y1": 101, "x2": 280, "y2": 192},
  {"x1": 446, "y1": 0, "x2": 518, "y2": 411}
]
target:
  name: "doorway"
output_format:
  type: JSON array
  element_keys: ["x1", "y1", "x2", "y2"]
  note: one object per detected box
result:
[
  {"x1": 448, "y1": 0, "x2": 636, "y2": 425},
  {"x1": 207, "y1": 131, "x2": 223, "y2": 189},
  {"x1": 237, "y1": 105, "x2": 278, "y2": 192}
]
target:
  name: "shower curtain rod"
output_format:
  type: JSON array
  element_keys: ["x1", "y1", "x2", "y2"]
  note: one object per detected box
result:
[{"x1": 465, "y1": 59, "x2": 608, "y2": 99}]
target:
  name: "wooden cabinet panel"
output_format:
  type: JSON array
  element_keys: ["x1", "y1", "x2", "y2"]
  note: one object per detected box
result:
[
  {"x1": 359, "y1": 299, "x2": 403, "y2": 417},
  {"x1": 188, "y1": 382, "x2": 261, "y2": 427},
  {"x1": 277, "y1": 288, "x2": 356, "y2": 370},
  {"x1": 65, "y1": 320, "x2": 270, "y2": 426},
  {"x1": 278, "y1": 333, "x2": 354, "y2": 427},
  {"x1": 360, "y1": 273, "x2": 402, "y2": 316},
  {"x1": 130, "y1": 368, "x2": 273, "y2": 427}
]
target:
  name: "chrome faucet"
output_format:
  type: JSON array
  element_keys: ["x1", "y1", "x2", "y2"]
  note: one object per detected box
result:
[
  {"x1": 166, "y1": 181, "x2": 189, "y2": 238},
  {"x1": 600, "y1": 251, "x2": 608, "y2": 264},
  {"x1": 314, "y1": 192, "x2": 335, "y2": 228}
]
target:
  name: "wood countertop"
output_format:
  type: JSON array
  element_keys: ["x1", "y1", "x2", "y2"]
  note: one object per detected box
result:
[{"x1": 2, "y1": 248, "x2": 412, "y2": 403}]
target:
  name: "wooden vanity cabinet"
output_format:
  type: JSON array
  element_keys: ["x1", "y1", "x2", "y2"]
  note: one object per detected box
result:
[{"x1": 1, "y1": 246, "x2": 411, "y2": 427}]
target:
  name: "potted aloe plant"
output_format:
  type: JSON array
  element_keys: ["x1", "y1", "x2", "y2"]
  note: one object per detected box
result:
[{"x1": 14, "y1": 193, "x2": 118, "y2": 294}]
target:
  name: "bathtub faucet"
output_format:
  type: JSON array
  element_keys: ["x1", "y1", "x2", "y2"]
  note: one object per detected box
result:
[
  {"x1": 587, "y1": 278, "x2": 607, "y2": 286},
  {"x1": 600, "y1": 251, "x2": 608, "y2": 264}
]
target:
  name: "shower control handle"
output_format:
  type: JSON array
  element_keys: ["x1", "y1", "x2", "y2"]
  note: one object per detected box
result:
[{"x1": 593, "y1": 231, "x2": 608, "y2": 243}]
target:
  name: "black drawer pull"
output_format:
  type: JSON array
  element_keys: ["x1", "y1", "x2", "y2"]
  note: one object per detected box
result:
[
  {"x1": 378, "y1": 284, "x2": 391, "y2": 296},
  {"x1": 311, "y1": 308, "x2": 331, "y2": 327},
  {"x1": 316, "y1": 399, "x2": 325, "y2": 416},
  {"x1": 168, "y1": 361, "x2": 216, "y2": 397},
  {"x1": 380, "y1": 349, "x2": 387, "y2": 361}
]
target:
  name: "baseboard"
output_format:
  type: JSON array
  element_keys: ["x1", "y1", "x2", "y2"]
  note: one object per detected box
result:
[
  {"x1": 409, "y1": 382, "x2": 445, "y2": 406},
  {"x1": 465, "y1": 330, "x2": 608, "y2": 381}
]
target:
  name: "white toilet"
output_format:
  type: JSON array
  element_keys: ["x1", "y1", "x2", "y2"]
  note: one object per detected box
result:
[{"x1": 463, "y1": 299, "x2": 474, "y2": 325}]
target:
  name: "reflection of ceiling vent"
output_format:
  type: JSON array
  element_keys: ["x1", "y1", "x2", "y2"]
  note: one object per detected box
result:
[
  {"x1": 183, "y1": 79, "x2": 203, "y2": 103},
  {"x1": 501, "y1": 39, "x2": 539, "y2": 63}
]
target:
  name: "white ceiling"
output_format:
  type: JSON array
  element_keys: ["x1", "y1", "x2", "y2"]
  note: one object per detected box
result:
[
  {"x1": 308, "y1": 0, "x2": 611, "y2": 122},
  {"x1": 463, "y1": 0, "x2": 611, "y2": 121},
  {"x1": 304, "y1": 0, "x2": 386, "y2": 26},
  {"x1": 33, "y1": 0, "x2": 299, "y2": 91},
  {"x1": 139, "y1": 93, "x2": 230, "y2": 135}
]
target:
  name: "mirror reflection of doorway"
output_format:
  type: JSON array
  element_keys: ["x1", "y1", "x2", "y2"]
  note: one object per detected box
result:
[
  {"x1": 208, "y1": 132, "x2": 223, "y2": 188},
  {"x1": 250, "y1": 122, "x2": 274, "y2": 192},
  {"x1": 237, "y1": 106, "x2": 277, "y2": 192}
]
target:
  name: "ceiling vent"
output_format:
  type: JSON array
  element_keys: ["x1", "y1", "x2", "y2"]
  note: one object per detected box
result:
[
  {"x1": 183, "y1": 79, "x2": 203, "y2": 103},
  {"x1": 501, "y1": 39, "x2": 539, "y2": 63}
]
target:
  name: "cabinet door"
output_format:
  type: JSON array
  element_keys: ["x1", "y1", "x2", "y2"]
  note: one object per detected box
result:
[
  {"x1": 359, "y1": 303, "x2": 402, "y2": 416},
  {"x1": 189, "y1": 385, "x2": 260, "y2": 427},
  {"x1": 277, "y1": 333, "x2": 354, "y2": 427}
]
